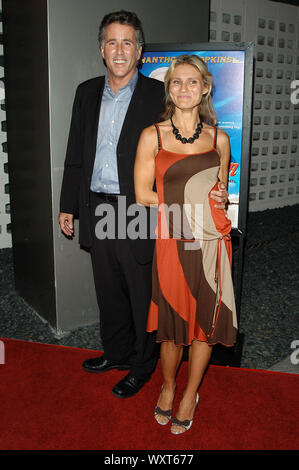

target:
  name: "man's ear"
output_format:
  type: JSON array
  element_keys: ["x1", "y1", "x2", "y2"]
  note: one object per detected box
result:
[{"x1": 136, "y1": 46, "x2": 142, "y2": 61}]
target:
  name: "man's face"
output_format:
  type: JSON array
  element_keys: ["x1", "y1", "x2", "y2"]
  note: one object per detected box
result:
[
  {"x1": 100, "y1": 22, "x2": 142, "y2": 84},
  {"x1": 169, "y1": 64, "x2": 209, "y2": 111}
]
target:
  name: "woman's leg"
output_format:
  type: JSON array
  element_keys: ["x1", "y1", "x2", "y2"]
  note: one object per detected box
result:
[
  {"x1": 171, "y1": 340, "x2": 212, "y2": 433},
  {"x1": 155, "y1": 341, "x2": 183, "y2": 424}
]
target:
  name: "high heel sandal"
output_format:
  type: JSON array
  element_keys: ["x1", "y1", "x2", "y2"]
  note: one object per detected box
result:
[
  {"x1": 171, "y1": 393, "x2": 199, "y2": 435},
  {"x1": 154, "y1": 385, "x2": 176, "y2": 426}
]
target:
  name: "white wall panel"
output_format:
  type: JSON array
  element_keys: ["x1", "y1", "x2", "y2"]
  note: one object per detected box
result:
[
  {"x1": 210, "y1": 0, "x2": 299, "y2": 211},
  {"x1": 0, "y1": 0, "x2": 11, "y2": 248}
]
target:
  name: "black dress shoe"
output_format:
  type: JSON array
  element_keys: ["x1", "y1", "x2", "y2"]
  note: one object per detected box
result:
[
  {"x1": 112, "y1": 372, "x2": 151, "y2": 398},
  {"x1": 82, "y1": 356, "x2": 131, "y2": 373}
]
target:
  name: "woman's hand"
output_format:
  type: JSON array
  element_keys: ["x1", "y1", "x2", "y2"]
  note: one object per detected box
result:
[{"x1": 210, "y1": 182, "x2": 229, "y2": 209}]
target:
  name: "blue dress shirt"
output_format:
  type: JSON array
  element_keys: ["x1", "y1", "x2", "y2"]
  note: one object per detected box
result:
[{"x1": 90, "y1": 70, "x2": 138, "y2": 194}]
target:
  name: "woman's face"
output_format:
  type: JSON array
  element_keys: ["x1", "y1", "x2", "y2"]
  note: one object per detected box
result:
[{"x1": 169, "y1": 63, "x2": 208, "y2": 112}]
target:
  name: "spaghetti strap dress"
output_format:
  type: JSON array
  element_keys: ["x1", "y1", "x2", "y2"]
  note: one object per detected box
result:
[{"x1": 146, "y1": 124, "x2": 238, "y2": 346}]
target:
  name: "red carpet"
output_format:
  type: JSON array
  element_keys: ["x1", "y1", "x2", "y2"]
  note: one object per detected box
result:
[{"x1": 0, "y1": 337, "x2": 298, "y2": 450}]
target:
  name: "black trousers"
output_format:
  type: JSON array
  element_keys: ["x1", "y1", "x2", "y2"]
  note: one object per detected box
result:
[{"x1": 89, "y1": 191, "x2": 158, "y2": 379}]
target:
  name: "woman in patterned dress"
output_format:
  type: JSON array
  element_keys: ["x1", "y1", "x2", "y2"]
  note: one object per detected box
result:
[{"x1": 134, "y1": 55, "x2": 237, "y2": 435}]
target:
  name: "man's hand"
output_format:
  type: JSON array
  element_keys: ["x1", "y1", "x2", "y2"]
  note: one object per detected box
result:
[
  {"x1": 210, "y1": 181, "x2": 229, "y2": 210},
  {"x1": 58, "y1": 212, "x2": 74, "y2": 237}
]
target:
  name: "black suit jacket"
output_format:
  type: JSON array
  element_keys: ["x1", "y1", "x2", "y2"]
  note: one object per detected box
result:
[{"x1": 60, "y1": 72, "x2": 165, "y2": 263}]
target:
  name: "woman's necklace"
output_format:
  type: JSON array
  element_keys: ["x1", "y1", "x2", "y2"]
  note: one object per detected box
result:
[{"x1": 170, "y1": 116, "x2": 203, "y2": 144}]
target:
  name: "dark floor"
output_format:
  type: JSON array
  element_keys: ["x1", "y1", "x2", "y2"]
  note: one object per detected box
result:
[{"x1": 0, "y1": 204, "x2": 298, "y2": 370}]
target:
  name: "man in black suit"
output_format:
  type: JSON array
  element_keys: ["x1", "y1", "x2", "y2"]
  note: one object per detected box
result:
[
  {"x1": 59, "y1": 10, "x2": 228, "y2": 398},
  {"x1": 59, "y1": 11, "x2": 165, "y2": 398}
]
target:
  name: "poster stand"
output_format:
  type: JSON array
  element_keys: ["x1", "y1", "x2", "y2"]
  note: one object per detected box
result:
[{"x1": 140, "y1": 42, "x2": 254, "y2": 367}]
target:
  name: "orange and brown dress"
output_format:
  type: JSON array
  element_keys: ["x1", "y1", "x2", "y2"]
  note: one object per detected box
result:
[{"x1": 146, "y1": 124, "x2": 238, "y2": 347}]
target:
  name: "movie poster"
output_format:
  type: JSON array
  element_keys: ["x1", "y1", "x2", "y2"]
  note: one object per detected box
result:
[{"x1": 140, "y1": 50, "x2": 245, "y2": 229}]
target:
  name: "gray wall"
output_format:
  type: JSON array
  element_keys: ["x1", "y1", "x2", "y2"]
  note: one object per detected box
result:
[
  {"x1": 3, "y1": 0, "x2": 56, "y2": 325},
  {"x1": 4, "y1": 0, "x2": 210, "y2": 333}
]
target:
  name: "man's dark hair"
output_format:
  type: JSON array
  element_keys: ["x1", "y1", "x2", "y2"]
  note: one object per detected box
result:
[{"x1": 98, "y1": 10, "x2": 145, "y2": 48}]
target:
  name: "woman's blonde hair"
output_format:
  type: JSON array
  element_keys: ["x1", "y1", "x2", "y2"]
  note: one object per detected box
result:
[{"x1": 162, "y1": 54, "x2": 217, "y2": 126}]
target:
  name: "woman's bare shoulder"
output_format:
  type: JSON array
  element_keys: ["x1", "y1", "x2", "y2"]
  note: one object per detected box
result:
[
  {"x1": 139, "y1": 124, "x2": 158, "y2": 141},
  {"x1": 141, "y1": 120, "x2": 171, "y2": 141},
  {"x1": 216, "y1": 127, "x2": 230, "y2": 145},
  {"x1": 155, "y1": 120, "x2": 172, "y2": 138},
  {"x1": 138, "y1": 125, "x2": 159, "y2": 155}
]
